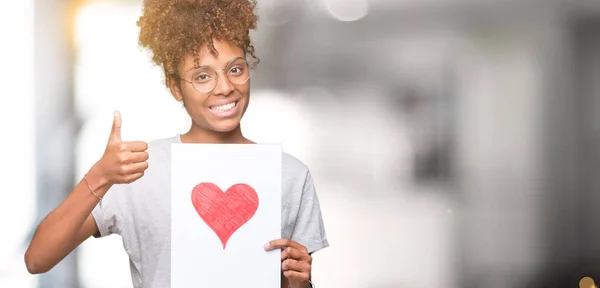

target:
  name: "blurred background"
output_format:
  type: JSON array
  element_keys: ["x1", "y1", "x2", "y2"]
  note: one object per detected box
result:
[{"x1": 2, "y1": 0, "x2": 600, "y2": 287}]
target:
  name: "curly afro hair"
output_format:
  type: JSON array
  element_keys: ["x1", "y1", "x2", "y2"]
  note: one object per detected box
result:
[{"x1": 137, "y1": 0, "x2": 259, "y2": 87}]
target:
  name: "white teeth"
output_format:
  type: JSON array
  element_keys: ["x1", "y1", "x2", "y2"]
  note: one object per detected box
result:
[{"x1": 211, "y1": 102, "x2": 236, "y2": 112}]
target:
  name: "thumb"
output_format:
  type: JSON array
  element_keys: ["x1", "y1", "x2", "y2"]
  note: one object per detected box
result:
[{"x1": 109, "y1": 110, "x2": 122, "y2": 142}]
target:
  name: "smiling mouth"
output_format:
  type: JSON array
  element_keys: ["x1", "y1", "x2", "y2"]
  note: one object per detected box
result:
[{"x1": 209, "y1": 101, "x2": 238, "y2": 112}]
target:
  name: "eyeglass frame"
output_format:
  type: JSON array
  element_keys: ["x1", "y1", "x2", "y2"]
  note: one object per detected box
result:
[{"x1": 173, "y1": 56, "x2": 251, "y2": 94}]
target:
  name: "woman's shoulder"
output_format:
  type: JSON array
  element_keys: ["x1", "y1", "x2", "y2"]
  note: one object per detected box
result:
[
  {"x1": 282, "y1": 153, "x2": 309, "y2": 174},
  {"x1": 281, "y1": 152, "x2": 314, "y2": 190},
  {"x1": 146, "y1": 134, "x2": 181, "y2": 153},
  {"x1": 148, "y1": 134, "x2": 181, "y2": 148}
]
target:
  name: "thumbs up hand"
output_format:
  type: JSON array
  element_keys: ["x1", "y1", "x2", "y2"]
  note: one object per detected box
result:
[{"x1": 97, "y1": 111, "x2": 149, "y2": 185}]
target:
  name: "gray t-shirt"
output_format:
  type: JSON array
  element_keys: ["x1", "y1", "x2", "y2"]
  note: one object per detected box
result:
[{"x1": 91, "y1": 135, "x2": 329, "y2": 288}]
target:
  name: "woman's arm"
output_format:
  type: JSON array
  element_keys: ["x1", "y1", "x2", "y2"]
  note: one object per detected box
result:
[
  {"x1": 24, "y1": 111, "x2": 148, "y2": 274},
  {"x1": 24, "y1": 167, "x2": 109, "y2": 274}
]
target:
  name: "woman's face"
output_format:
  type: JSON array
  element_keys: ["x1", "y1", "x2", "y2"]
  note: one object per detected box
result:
[{"x1": 170, "y1": 39, "x2": 250, "y2": 133}]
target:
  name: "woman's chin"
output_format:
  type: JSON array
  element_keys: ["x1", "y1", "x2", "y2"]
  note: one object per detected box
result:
[{"x1": 209, "y1": 120, "x2": 241, "y2": 133}]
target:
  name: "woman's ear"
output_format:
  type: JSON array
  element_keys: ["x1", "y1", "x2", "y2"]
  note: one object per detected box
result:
[{"x1": 168, "y1": 75, "x2": 183, "y2": 102}]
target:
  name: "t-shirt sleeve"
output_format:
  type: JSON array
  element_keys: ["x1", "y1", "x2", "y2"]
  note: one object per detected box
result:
[
  {"x1": 91, "y1": 184, "x2": 126, "y2": 238},
  {"x1": 290, "y1": 171, "x2": 329, "y2": 254}
]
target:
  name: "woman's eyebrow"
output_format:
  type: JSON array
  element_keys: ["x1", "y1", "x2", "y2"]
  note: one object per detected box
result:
[
  {"x1": 186, "y1": 57, "x2": 244, "y2": 72},
  {"x1": 186, "y1": 65, "x2": 210, "y2": 72}
]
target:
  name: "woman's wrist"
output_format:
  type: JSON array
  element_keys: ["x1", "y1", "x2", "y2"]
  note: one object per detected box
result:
[{"x1": 85, "y1": 164, "x2": 111, "y2": 197}]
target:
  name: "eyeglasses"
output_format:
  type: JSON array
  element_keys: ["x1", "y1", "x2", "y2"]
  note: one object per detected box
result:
[{"x1": 176, "y1": 57, "x2": 251, "y2": 94}]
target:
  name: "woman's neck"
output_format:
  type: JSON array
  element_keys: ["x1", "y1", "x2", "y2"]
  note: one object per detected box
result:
[{"x1": 181, "y1": 124, "x2": 252, "y2": 144}]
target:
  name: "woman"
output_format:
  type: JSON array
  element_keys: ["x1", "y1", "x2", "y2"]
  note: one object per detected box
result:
[{"x1": 24, "y1": 0, "x2": 329, "y2": 287}]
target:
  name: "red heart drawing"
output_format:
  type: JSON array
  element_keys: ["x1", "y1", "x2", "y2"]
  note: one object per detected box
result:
[{"x1": 191, "y1": 183, "x2": 259, "y2": 249}]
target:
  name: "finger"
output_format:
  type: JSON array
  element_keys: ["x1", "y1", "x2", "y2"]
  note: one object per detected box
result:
[
  {"x1": 125, "y1": 151, "x2": 149, "y2": 164},
  {"x1": 266, "y1": 239, "x2": 307, "y2": 252},
  {"x1": 281, "y1": 259, "x2": 310, "y2": 273},
  {"x1": 282, "y1": 270, "x2": 310, "y2": 282},
  {"x1": 123, "y1": 141, "x2": 149, "y2": 152},
  {"x1": 123, "y1": 172, "x2": 144, "y2": 184},
  {"x1": 281, "y1": 247, "x2": 310, "y2": 261},
  {"x1": 109, "y1": 111, "x2": 122, "y2": 143},
  {"x1": 122, "y1": 161, "x2": 149, "y2": 174}
]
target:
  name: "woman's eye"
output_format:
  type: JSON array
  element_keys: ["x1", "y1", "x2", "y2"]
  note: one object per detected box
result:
[
  {"x1": 194, "y1": 74, "x2": 210, "y2": 81},
  {"x1": 229, "y1": 66, "x2": 244, "y2": 75}
]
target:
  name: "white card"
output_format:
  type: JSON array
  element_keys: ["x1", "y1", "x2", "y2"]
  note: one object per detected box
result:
[{"x1": 171, "y1": 144, "x2": 282, "y2": 287}]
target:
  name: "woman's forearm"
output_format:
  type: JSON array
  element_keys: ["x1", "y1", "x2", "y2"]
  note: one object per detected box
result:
[{"x1": 24, "y1": 165, "x2": 110, "y2": 273}]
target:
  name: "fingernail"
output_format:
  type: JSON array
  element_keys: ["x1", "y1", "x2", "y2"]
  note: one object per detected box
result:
[{"x1": 264, "y1": 243, "x2": 270, "y2": 250}]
